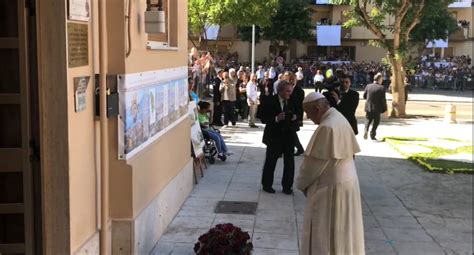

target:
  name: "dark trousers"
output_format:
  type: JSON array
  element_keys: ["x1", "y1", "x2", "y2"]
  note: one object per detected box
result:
[
  {"x1": 294, "y1": 133, "x2": 304, "y2": 153},
  {"x1": 222, "y1": 100, "x2": 236, "y2": 125},
  {"x1": 364, "y1": 112, "x2": 380, "y2": 139},
  {"x1": 212, "y1": 102, "x2": 223, "y2": 125},
  {"x1": 239, "y1": 98, "x2": 249, "y2": 120},
  {"x1": 261, "y1": 141, "x2": 295, "y2": 191},
  {"x1": 315, "y1": 82, "x2": 324, "y2": 92}
]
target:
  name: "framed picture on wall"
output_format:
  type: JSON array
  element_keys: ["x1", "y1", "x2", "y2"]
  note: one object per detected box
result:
[
  {"x1": 68, "y1": 0, "x2": 91, "y2": 21},
  {"x1": 189, "y1": 101, "x2": 205, "y2": 157}
]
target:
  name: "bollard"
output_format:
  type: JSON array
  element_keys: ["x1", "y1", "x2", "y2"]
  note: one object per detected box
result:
[{"x1": 444, "y1": 103, "x2": 457, "y2": 124}]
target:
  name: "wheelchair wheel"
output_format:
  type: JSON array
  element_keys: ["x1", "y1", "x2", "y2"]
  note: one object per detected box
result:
[{"x1": 208, "y1": 156, "x2": 215, "y2": 164}]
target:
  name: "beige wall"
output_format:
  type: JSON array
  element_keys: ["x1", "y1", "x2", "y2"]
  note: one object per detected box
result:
[
  {"x1": 130, "y1": 119, "x2": 190, "y2": 215},
  {"x1": 451, "y1": 7, "x2": 474, "y2": 37},
  {"x1": 38, "y1": 0, "x2": 190, "y2": 253},
  {"x1": 105, "y1": 0, "x2": 190, "y2": 222},
  {"x1": 125, "y1": 0, "x2": 188, "y2": 73},
  {"x1": 67, "y1": 42, "x2": 98, "y2": 252},
  {"x1": 337, "y1": 41, "x2": 387, "y2": 62},
  {"x1": 450, "y1": 41, "x2": 474, "y2": 57}
]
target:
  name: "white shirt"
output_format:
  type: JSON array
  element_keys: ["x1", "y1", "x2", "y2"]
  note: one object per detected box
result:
[
  {"x1": 314, "y1": 74, "x2": 324, "y2": 83},
  {"x1": 296, "y1": 71, "x2": 304, "y2": 81},
  {"x1": 256, "y1": 69, "x2": 265, "y2": 80},
  {"x1": 246, "y1": 81, "x2": 258, "y2": 101},
  {"x1": 269, "y1": 69, "x2": 277, "y2": 79}
]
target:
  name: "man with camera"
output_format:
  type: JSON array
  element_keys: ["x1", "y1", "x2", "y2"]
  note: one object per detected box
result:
[{"x1": 260, "y1": 80, "x2": 299, "y2": 195}]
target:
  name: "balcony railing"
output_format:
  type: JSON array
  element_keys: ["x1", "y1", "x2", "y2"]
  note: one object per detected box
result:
[{"x1": 449, "y1": 28, "x2": 469, "y2": 41}]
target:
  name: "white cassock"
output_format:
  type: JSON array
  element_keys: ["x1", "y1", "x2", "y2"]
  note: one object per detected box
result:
[{"x1": 296, "y1": 107, "x2": 365, "y2": 255}]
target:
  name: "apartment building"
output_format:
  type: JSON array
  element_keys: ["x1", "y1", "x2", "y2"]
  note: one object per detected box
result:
[{"x1": 191, "y1": 1, "x2": 473, "y2": 63}]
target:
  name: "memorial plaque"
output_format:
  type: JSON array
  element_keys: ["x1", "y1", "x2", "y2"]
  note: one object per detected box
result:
[
  {"x1": 73, "y1": 76, "x2": 90, "y2": 112},
  {"x1": 68, "y1": 22, "x2": 88, "y2": 68},
  {"x1": 68, "y1": 0, "x2": 91, "y2": 21}
]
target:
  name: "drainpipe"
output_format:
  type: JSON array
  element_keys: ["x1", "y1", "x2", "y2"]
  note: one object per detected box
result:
[{"x1": 99, "y1": 0, "x2": 110, "y2": 253}]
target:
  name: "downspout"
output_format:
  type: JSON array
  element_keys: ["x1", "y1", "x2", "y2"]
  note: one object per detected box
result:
[{"x1": 99, "y1": 0, "x2": 110, "y2": 253}]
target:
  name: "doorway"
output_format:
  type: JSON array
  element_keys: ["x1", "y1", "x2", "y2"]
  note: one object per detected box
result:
[{"x1": 0, "y1": 0, "x2": 41, "y2": 254}]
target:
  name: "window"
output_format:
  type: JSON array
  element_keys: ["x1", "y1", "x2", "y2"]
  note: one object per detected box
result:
[{"x1": 147, "y1": 0, "x2": 178, "y2": 49}]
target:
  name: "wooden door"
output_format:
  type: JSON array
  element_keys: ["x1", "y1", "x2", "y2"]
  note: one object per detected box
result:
[{"x1": 0, "y1": 0, "x2": 38, "y2": 254}]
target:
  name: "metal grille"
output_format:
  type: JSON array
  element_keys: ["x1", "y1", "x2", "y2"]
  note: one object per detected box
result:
[{"x1": 214, "y1": 201, "x2": 258, "y2": 215}]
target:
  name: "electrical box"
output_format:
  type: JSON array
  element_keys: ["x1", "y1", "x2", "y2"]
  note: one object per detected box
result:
[
  {"x1": 144, "y1": 10, "x2": 166, "y2": 34},
  {"x1": 94, "y1": 74, "x2": 119, "y2": 118}
]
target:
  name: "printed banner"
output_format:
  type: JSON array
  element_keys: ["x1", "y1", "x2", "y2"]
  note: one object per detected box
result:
[
  {"x1": 427, "y1": 39, "x2": 448, "y2": 48},
  {"x1": 118, "y1": 67, "x2": 189, "y2": 160},
  {"x1": 449, "y1": 0, "x2": 471, "y2": 8},
  {"x1": 317, "y1": 25, "x2": 342, "y2": 46}
]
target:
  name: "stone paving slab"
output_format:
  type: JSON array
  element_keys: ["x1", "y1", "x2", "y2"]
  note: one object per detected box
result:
[{"x1": 151, "y1": 118, "x2": 473, "y2": 255}]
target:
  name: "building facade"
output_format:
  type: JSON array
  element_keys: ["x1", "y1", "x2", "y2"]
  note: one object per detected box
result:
[
  {"x1": 0, "y1": 0, "x2": 192, "y2": 254},
  {"x1": 190, "y1": 2, "x2": 473, "y2": 64}
]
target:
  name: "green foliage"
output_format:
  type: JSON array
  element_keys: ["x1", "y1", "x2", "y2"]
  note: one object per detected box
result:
[
  {"x1": 384, "y1": 136, "x2": 474, "y2": 174},
  {"x1": 410, "y1": 0, "x2": 458, "y2": 44},
  {"x1": 189, "y1": 0, "x2": 279, "y2": 36},
  {"x1": 237, "y1": 26, "x2": 262, "y2": 43},
  {"x1": 330, "y1": 0, "x2": 456, "y2": 53},
  {"x1": 238, "y1": 0, "x2": 313, "y2": 46}
]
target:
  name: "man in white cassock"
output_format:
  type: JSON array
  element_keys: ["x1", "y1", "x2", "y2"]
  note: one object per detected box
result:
[{"x1": 296, "y1": 92, "x2": 365, "y2": 255}]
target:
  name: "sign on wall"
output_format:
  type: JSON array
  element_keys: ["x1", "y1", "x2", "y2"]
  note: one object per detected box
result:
[
  {"x1": 189, "y1": 101, "x2": 205, "y2": 157},
  {"x1": 73, "y1": 76, "x2": 90, "y2": 112},
  {"x1": 317, "y1": 25, "x2": 341, "y2": 46},
  {"x1": 67, "y1": 22, "x2": 89, "y2": 67},
  {"x1": 68, "y1": 0, "x2": 91, "y2": 21},
  {"x1": 448, "y1": 0, "x2": 472, "y2": 8},
  {"x1": 427, "y1": 39, "x2": 449, "y2": 48},
  {"x1": 117, "y1": 67, "x2": 189, "y2": 160}
]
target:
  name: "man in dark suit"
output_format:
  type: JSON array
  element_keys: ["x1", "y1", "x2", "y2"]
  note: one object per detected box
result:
[
  {"x1": 363, "y1": 73, "x2": 387, "y2": 140},
  {"x1": 212, "y1": 70, "x2": 224, "y2": 126},
  {"x1": 261, "y1": 80, "x2": 298, "y2": 195},
  {"x1": 334, "y1": 75, "x2": 359, "y2": 135},
  {"x1": 289, "y1": 72, "x2": 305, "y2": 156},
  {"x1": 256, "y1": 71, "x2": 274, "y2": 121}
]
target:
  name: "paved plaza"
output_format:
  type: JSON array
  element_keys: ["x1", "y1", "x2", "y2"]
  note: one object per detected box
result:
[{"x1": 152, "y1": 92, "x2": 473, "y2": 255}]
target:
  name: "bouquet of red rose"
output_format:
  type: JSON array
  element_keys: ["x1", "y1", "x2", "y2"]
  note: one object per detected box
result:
[{"x1": 194, "y1": 223, "x2": 253, "y2": 255}]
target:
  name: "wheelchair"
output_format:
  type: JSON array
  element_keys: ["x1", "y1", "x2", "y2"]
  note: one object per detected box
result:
[{"x1": 202, "y1": 131, "x2": 218, "y2": 164}]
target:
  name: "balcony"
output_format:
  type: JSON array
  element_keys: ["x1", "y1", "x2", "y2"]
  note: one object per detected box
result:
[
  {"x1": 341, "y1": 27, "x2": 351, "y2": 39},
  {"x1": 449, "y1": 28, "x2": 469, "y2": 41}
]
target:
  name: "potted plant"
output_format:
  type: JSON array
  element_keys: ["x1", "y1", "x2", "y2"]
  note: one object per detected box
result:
[{"x1": 194, "y1": 223, "x2": 253, "y2": 255}]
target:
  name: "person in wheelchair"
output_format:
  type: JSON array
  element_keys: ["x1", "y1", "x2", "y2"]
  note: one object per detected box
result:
[{"x1": 197, "y1": 101, "x2": 233, "y2": 161}]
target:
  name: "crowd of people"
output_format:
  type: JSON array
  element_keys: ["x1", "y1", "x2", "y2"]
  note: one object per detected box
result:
[
  {"x1": 188, "y1": 47, "x2": 401, "y2": 254},
  {"x1": 406, "y1": 54, "x2": 473, "y2": 91}
]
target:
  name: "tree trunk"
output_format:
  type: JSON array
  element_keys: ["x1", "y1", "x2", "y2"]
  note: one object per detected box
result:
[{"x1": 389, "y1": 56, "x2": 406, "y2": 117}]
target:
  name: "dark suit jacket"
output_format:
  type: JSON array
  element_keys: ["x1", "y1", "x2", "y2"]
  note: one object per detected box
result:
[
  {"x1": 261, "y1": 95, "x2": 298, "y2": 147},
  {"x1": 364, "y1": 83, "x2": 387, "y2": 114},
  {"x1": 289, "y1": 85, "x2": 305, "y2": 130},
  {"x1": 336, "y1": 89, "x2": 359, "y2": 135},
  {"x1": 212, "y1": 77, "x2": 222, "y2": 103}
]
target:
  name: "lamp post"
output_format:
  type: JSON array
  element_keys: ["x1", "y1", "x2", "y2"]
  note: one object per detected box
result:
[{"x1": 251, "y1": 24, "x2": 255, "y2": 73}]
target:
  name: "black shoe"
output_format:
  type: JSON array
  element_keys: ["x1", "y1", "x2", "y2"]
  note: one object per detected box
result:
[
  {"x1": 262, "y1": 186, "x2": 275, "y2": 193},
  {"x1": 217, "y1": 154, "x2": 227, "y2": 161},
  {"x1": 249, "y1": 125, "x2": 259, "y2": 128},
  {"x1": 282, "y1": 189, "x2": 293, "y2": 195},
  {"x1": 371, "y1": 136, "x2": 377, "y2": 141}
]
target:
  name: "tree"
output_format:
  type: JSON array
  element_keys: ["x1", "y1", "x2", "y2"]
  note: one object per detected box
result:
[
  {"x1": 188, "y1": 0, "x2": 279, "y2": 51},
  {"x1": 332, "y1": 0, "x2": 456, "y2": 117},
  {"x1": 409, "y1": 1, "x2": 458, "y2": 58},
  {"x1": 238, "y1": 0, "x2": 314, "y2": 59}
]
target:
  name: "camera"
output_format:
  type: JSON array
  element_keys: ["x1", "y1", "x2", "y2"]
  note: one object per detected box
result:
[{"x1": 284, "y1": 110, "x2": 294, "y2": 121}]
